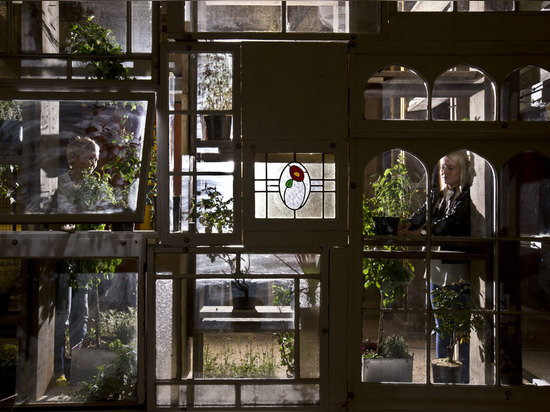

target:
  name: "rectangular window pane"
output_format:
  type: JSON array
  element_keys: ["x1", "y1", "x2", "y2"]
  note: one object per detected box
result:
[
  {"x1": 3, "y1": 258, "x2": 138, "y2": 405},
  {"x1": 241, "y1": 384, "x2": 320, "y2": 406},
  {"x1": 0, "y1": 98, "x2": 150, "y2": 221},
  {"x1": 398, "y1": 1, "x2": 453, "y2": 12},
  {"x1": 156, "y1": 279, "x2": 175, "y2": 380},
  {"x1": 299, "y1": 279, "x2": 320, "y2": 379},
  {"x1": 170, "y1": 175, "x2": 190, "y2": 233},
  {"x1": 457, "y1": 1, "x2": 514, "y2": 11},
  {"x1": 131, "y1": 1, "x2": 153, "y2": 53},
  {"x1": 194, "y1": 1, "x2": 282, "y2": 32},
  {"x1": 287, "y1": 1, "x2": 349, "y2": 33},
  {"x1": 0, "y1": 2, "x2": 6, "y2": 52}
]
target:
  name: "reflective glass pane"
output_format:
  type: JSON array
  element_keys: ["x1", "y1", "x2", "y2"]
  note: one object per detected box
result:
[
  {"x1": 518, "y1": 1, "x2": 550, "y2": 11},
  {"x1": 195, "y1": 1, "x2": 282, "y2": 32},
  {"x1": 364, "y1": 65, "x2": 428, "y2": 120},
  {"x1": 0, "y1": 99, "x2": 149, "y2": 219},
  {"x1": 156, "y1": 385, "x2": 187, "y2": 407},
  {"x1": 499, "y1": 151, "x2": 550, "y2": 237},
  {"x1": 432, "y1": 65, "x2": 496, "y2": 121},
  {"x1": 398, "y1": 1, "x2": 453, "y2": 12},
  {"x1": 156, "y1": 279, "x2": 175, "y2": 380},
  {"x1": 0, "y1": 2, "x2": 6, "y2": 52},
  {"x1": 501, "y1": 65, "x2": 550, "y2": 121},
  {"x1": 192, "y1": 175, "x2": 234, "y2": 233},
  {"x1": 169, "y1": 114, "x2": 192, "y2": 173},
  {"x1": 457, "y1": 1, "x2": 514, "y2": 11},
  {"x1": 1, "y1": 258, "x2": 138, "y2": 406},
  {"x1": 241, "y1": 384, "x2": 320, "y2": 406},
  {"x1": 131, "y1": 1, "x2": 152, "y2": 53},
  {"x1": 170, "y1": 175, "x2": 190, "y2": 233},
  {"x1": 287, "y1": 1, "x2": 349, "y2": 33},
  {"x1": 197, "y1": 53, "x2": 233, "y2": 112},
  {"x1": 500, "y1": 315, "x2": 550, "y2": 385}
]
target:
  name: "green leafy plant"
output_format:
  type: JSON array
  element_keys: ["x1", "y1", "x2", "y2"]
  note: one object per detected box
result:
[
  {"x1": 203, "y1": 336, "x2": 276, "y2": 378},
  {"x1": 0, "y1": 165, "x2": 18, "y2": 204},
  {"x1": 370, "y1": 161, "x2": 417, "y2": 219},
  {"x1": 198, "y1": 54, "x2": 232, "y2": 111},
  {"x1": 0, "y1": 101, "x2": 22, "y2": 121},
  {"x1": 0, "y1": 344, "x2": 17, "y2": 368},
  {"x1": 272, "y1": 284, "x2": 295, "y2": 378},
  {"x1": 73, "y1": 170, "x2": 117, "y2": 212},
  {"x1": 190, "y1": 184, "x2": 233, "y2": 233},
  {"x1": 67, "y1": 16, "x2": 129, "y2": 80},
  {"x1": 431, "y1": 283, "x2": 484, "y2": 363},
  {"x1": 379, "y1": 334, "x2": 410, "y2": 359},
  {"x1": 76, "y1": 339, "x2": 137, "y2": 402}
]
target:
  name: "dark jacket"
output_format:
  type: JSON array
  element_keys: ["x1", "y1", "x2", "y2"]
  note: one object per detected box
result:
[{"x1": 409, "y1": 185, "x2": 471, "y2": 237}]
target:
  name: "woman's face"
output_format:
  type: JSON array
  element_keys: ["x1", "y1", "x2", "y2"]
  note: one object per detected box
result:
[
  {"x1": 71, "y1": 148, "x2": 99, "y2": 172},
  {"x1": 440, "y1": 157, "x2": 460, "y2": 189}
]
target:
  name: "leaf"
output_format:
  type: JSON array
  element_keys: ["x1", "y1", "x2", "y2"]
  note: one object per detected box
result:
[{"x1": 285, "y1": 179, "x2": 293, "y2": 188}]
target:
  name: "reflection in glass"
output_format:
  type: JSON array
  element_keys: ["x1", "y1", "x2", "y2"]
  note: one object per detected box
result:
[
  {"x1": 287, "y1": 1, "x2": 349, "y2": 33},
  {"x1": 241, "y1": 384, "x2": 320, "y2": 406},
  {"x1": 131, "y1": 1, "x2": 153, "y2": 53},
  {"x1": 2, "y1": 258, "x2": 138, "y2": 405},
  {"x1": 501, "y1": 65, "x2": 550, "y2": 121},
  {"x1": 457, "y1": 1, "x2": 514, "y2": 11},
  {"x1": 500, "y1": 151, "x2": 550, "y2": 237},
  {"x1": 364, "y1": 65, "x2": 428, "y2": 120},
  {"x1": 398, "y1": 1, "x2": 452, "y2": 12},
  {"x1": 194, "y1": 1, "x2": 282, "y2": 32},
  {"x1": 432, "y1": 65, "x2": 496, "y2": 121},
  {"x1": 500, "y1": 315, "x2": 550, "y2": 385},
  {"x1": 0, "y1": 99, "x2": 149, "y2": 218}
]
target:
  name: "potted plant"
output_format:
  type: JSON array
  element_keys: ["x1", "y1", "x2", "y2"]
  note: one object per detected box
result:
[
  {"x1": 430, "y1": 283, "x2": 483, "y2": 383},
  {"x1": 197, "y1": 53, "x2": 233, "y2": 141},
  {"x1": 369, "y1": 160, "x2": 418, "y2": 235},
  {"x1": 362, "y1": 334, "x2": 413, "y2": 383}
]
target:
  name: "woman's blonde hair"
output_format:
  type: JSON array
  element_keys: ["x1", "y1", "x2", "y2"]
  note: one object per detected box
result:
[
  {"x1": 439, "y1": 150, "x2": 470, "y2": 191},
  {"x1": 66, "y1": 136, "x2": 99, "y2": 165}
]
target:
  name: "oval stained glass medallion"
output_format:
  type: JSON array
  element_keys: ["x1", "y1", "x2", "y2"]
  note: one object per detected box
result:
[{"x1": 279, "y1": 162, "x2": 311, "y2": 210}]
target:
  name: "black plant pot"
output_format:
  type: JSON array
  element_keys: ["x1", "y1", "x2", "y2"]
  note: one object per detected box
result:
[
  {"x1": 373, "y1": 216, "x2": 400, "y2": 235},
  {"x1": 431, "y1": 359, "x2": 462, "y2": 383},
  {"x1": 202, "y1": 114, "x2": 232, "y2": 141}
]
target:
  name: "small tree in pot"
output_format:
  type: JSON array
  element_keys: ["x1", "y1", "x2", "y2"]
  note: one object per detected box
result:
[
  {"x1": 197, "y1": 53, "x2": 233, "y2": 141},
  {"x1": 430, "y1": 283, "x2": 483, "y2": 383}
]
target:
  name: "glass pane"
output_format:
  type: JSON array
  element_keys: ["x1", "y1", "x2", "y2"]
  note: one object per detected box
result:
[
  {"x1": 248, "y1": 253, "x2": 321, "y2": 275},
  {"x1": 364, "y1": 65, "x2": 428, "y2": 120},
  {"x1": 194, "y1": 385, "x2": 235, "y2": 406},
  {"x1": 156, "y1": 385, "x2": 187, "y2": 407},
  {"x1": 131, "y1": 1, "x2": 152, "y2": 53},
  {"x1": 363, "y1": 149, "x2": 427, "y2": 235},
  {"x1": 432, "y1": 65, "x2": 496, "y2": 121},
  {"x1": 501, "y1": 65, "x2": 550, "y2": 121},
  {"x1": 518, "y1": 1, "x2": 550, "y2": 11},
  {"x1": 191, "y1": 175, "x2": 234, "y2": 233},
  {"x1": 1, "y1": 259, "x2": 138, "y2": 405},
  {"x1": 398, "y1": 1, "x2": 453, "y2": 12},
  {"x1": 423, "y1": 150, "x2": 495, "y2": 237},
  {"x1": 195, "y1": 1, "x2": 282, "y2": 32},
  {"x1": 499, "y1": 151, "x2": 550, "y2": 237},
  {"x1": 197, "y1": 53, "x2": 233, "y2": 112},
  {"x1": 300, "y1": 278, "x2": 319, "y2": 379},
  {"x1": 20, "y1": 2, "x2": 127, "y2": 54},
  {"x1": 170, "y1": 175, "x2": 191, "y2": 233},
  {"x1": 0, "y1": 2, "x2": 6, "y2": 52},
  {"x1": 500, "y1": 315, "x2": 550, "y2": 385},
  {"x1": 170, "y1": 114, "x2": 192, "y2": 173},
  {"x1": 254, "y1": 153, "x2": 336, "y2": 219},
  {"x1": 430, "y1": 312, "x2": 494, "y2": 384},
  {"x1": 156, "y1": 279, "x2": 175, "y2": 380},
  {"x1": 0, "y1": 99, "x2": 149, "y2": 219},
  {"x1": 499, "y1": 240, "x2": 550, "y2": 312},
  {"x1": 457, "y1": 1, "x2": 514, "y2": 11},
  {"x1": 241, "y1": 384, "x2": 320, "y2": 406},
  {"x1": 362, "y1": 312, "x2": 425, "y2": 383},
  {"x1": 287, "y1": 1, "x2": 349, "y2": 33},
  {"x1": 21, "y1": 59, "x2": 68, "y2": 79},
  {"x1": 168, "y1": 53, "x2": 191, "y2": 112}
]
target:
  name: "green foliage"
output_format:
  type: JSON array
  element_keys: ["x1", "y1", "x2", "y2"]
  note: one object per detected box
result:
[
  {"x1": 145, "y1": 143, "x2": 157, "y2": 224},
  {"x1": 0, "y1": 165, "x2": 18, "y2": 204},
  {"x1": 0, "y1": 259, "x2": 21, "y2": 294},
  {"x1": 98, "y1": 308, "x2": 137, "y2": 346},
  {"x1": 363, "y1": 196, "x2": 415, "y2": 308},
  {"x1": 190, "y1": 184, "x2": 233, "y2": 233},
  {"x1": 431, "y1": 283, "x2": 484, "y2": 362},
  {"x1": 203, "y1": 337, "x2": 276, "y2": 378},
  {"x1": 198, "y1": 54, "x2": 232, "y2": 111},
  {"x1": 272, "y1": 284, "x2": 295, "y2": 377},
  {"x1": 379, "y1": 334, "x2": 410, "y2": 359},
  {"x1": 370, "y1": 161, "x2": 417, "y2": 218},
  {"x1": 0, "y1": 101, "x2": 22, "y2": 121},
  {"x1": 273, "y1": 284, "x2": 292, "y2": 307},
  {"x1": 76, "y1": 340, "x2": 137, "y2": 402},
  {"x1": 67, "y1": 16, "x2": 129, "y2": 80},
  {"x1": 73, "y1": 170, "x2": 117, "y2": 212},
  {"x1": 63, "y1": 257, "x2": 122, "y2": 290},
  {"x1": 0, "y1": 344, "x2": 17, "y2": 368}
]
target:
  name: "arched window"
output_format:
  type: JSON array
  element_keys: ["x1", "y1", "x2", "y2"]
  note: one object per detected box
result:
[
  {"x1": 364, "y1": 65, "x2": 428, "y2": 120},
  {"x1": 432, "y1": 65, "x2": 496, "y2": 121},
  {"x1": 501, "y1": 65, "x2": 550, "y2": 121}
]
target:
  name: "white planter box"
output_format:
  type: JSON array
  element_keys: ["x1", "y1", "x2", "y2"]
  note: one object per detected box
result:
[{"x1": 362, "y1": 357, "x2": 413, "y2": 383}]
